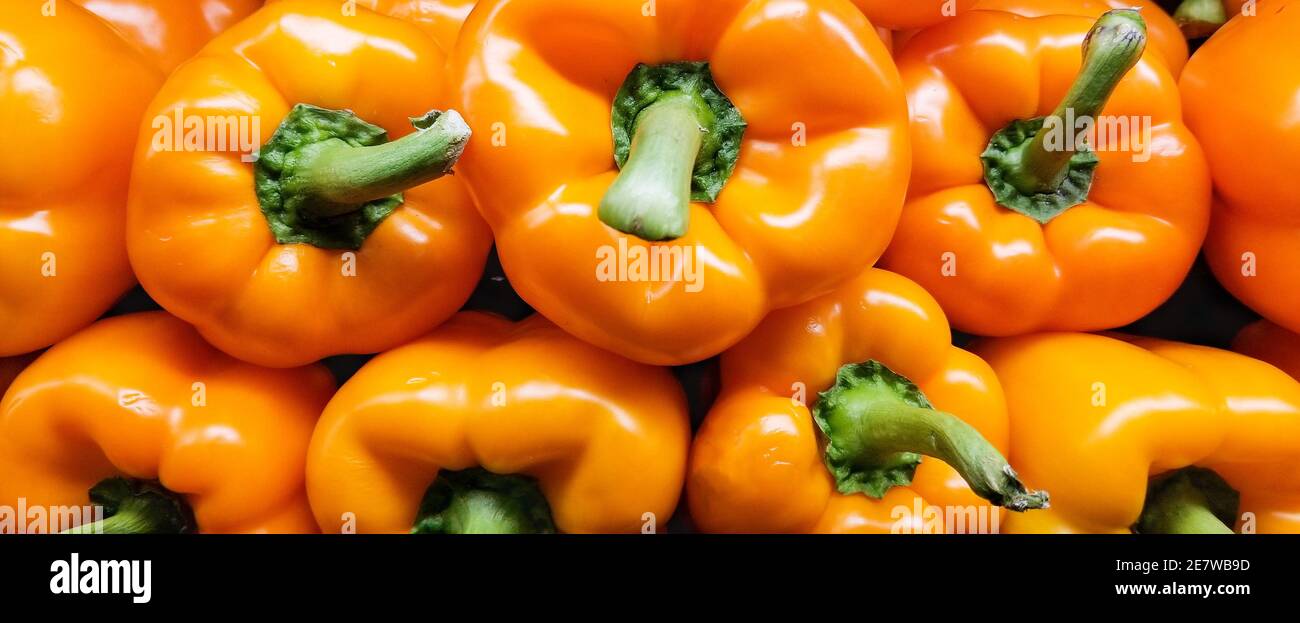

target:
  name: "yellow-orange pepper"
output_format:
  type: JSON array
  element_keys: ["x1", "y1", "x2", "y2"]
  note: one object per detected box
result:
[
  {"x1": 1184, "y1": 1, "x2": 1300, "y2": 337},
  {"x1": 972, "y1": 0, "x2": 1188, "y2": 75},
  {"x1": 308, "y1": 312, "x2": 691, "y2": 534},
  {"x1": 1235, "y1": 320, "x2": 1300, "y2": 382},
  {"x1": 0, "y1": 312, "x2": 334, "y2": 534},
  {"x1": 450, "y1": 0, "x2": 910, "y2": 365},
  {"x1": 1, "y1": 1, "x2": 159, "y2": 356},
  {"x1": 688, "y1": 269, "x2": 1046, "y2": 533},
  {"x1": 975, "y1": 332, "x2": 1300, "y2": 534},
  {"x1": 74, "y1": 0, "x2": 263, "y2": 73},
  {"x1": 850, "y1": 0, "x2": 976, "y2": 29},
  {"x1": 265, "y1": 0, "x2": 473, "y2": 52},
  {"x1": 880, "y1": 10, "x2": 1210, "y2": 336},
  {"x1": 127, "y1": 0, "x2": 492, "y2": 367}
]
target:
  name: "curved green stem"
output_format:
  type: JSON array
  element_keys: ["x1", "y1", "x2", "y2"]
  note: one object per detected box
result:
[
  {"x1": 1136, "y1": 468, "x2": 1238, "y2": 534},
  {"x1": 1004, "y1": 9, "x2": 1147, "y2": 195},
  {"x1": 412, "y1": 468, "x2": 556, "y2": 535},
  {"x1": 600, "y1": 94, "x2": 704, "y2": 242},
  {"x1": 858, "y1": 404, "x2": 1048, "y2": 511},
  {"x1": 60, "y1": 477, "x2": 196, "y2": 535},
  {"x1": 814, "y1": 361, "x2": 1049, "y2": 512},
  {"x1": 255, "y1": 106, "x2": 472, "y2": 250},
  {"x1": 1174, "y1": 0, "x2": 1228, "y2": 39},
  {"x1": 284, "y1": 110, "x2": 471, "y2": 220}
]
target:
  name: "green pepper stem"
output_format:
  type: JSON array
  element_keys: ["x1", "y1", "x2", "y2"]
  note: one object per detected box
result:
[
  {"x1": 1174, "y1": 0, "x2": 1228, "y2": 38},
  {"x1": 855, "y1": 403, "x2": 1049, "y2": 511},
  {"x1": 427, "y1": 489, "x2": 538, "y2": 534},
  {"x1": 1136, "y1": 469, "x2": 1238, "y2": 534},
  {"x1": 61, "y1": 501, "x2": 160, "y2": 534},
  {"x1": 60, "y1": 478, "x2": 195, "y2": 535},
  {"x1": 1004, "y1": 10, "x2": 1147, "y2": 195},
  {"x1": 599, "y1": 94, "x2": 704, "y2": 241},
  {"x1": 411, "y1": 468, "x2": 556, "y2": 535},
  {"x1": 816, "y1": 361, "x2": 1049, "y2": 510},
  {"x1": 285, "y1": 110, "x2": 471, "y2": 220}
]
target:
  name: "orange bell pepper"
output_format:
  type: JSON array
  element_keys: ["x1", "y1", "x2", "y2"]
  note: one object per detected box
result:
[
  {"x1": 850, "y1": 0, "x2": 976, "y2": 29},
  {"x1": 264, "y1": 0, "x2": 473, "y2": 52},
  {"x1": 449, "y1": 0, "x2": 910, "y2": 365},
  {"x1": 307, "y1": 312, "x2": 690, "y2": 533},
  {"x1": 687, "y1": 268, "x2": 1046, "y2": 534},
  {"x1": 880, "y1": 10, "x2": 1210, "y2": 336},
  {"x1": 74, "y1": 0, "x2": 262, "y2": 73},
  {"x1": 1235, "y1": 320, "x2": 1300, "y2": 381},
  {"x1": 1, "y1": 1, "x2": 160, "y2": 357},
  {"x1": 126, "y1": 0, "x2": 492, "y2": 367},
  {"x1": 972, "y1": 0, "x2": 1188, "y2": 75},
  {"x1": 0, "y1": 312, "x2": 334, "y2": 534},
  {"x1": 975, "y1": 332, "x2": 1300, "y2": 534},
  {"x1": 1185, "y1": 1, "x2": 1300, "y2": 337}
]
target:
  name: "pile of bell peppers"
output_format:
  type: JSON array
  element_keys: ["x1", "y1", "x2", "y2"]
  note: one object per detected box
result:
[{"x1": 2, "y1": 0, "x2": 1298, "y2": 535}]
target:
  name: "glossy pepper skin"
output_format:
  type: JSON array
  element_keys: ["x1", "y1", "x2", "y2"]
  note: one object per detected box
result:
[
  {"x1": 127, "y1": 0, "x2": 492, "y2": 367},
  {"x1": 1235, "y1": 320, "x2": 1300, "y2": 381},
  {"x1": 74, "y1": 0, "x2": 262, "y2": 73},
  {"x1": 265, "y1": 0, "x2": 472, "y2": 52},
  {"x1": 976, "y1": 333, "x2": 1300, "y2": 534},
  {"x1": 850, "y1": 0, "x2": 975, "y2": 29},
  {"x1": 0, "y1": 1, "x2": 160, "y2": 357},
  {"x1": 688, "y1": 269, "x2": 1026, "y2": 533},
  {"x1": 1184, "y1": 1, "x2": 1300, "y2": 337},
  {"x1": 880, "y1": 10, "x2": 1210, "y2": 336},
  {"x1": 449, "y1": 0, "x2": 910, "y2": 366},
  {"x1": 972, "y1": 0, "x2": 1188, "y2": 75},
  {"x1": 0, "y1": 312, "x2": 335, "y2": 534},
  {"x1": 308, "y1": 312, "x2": 691, "y2": 534}
]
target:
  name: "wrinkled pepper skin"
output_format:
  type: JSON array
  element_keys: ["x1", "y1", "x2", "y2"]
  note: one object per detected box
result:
[
  {"x1": 74, "y1": 0, "x2": 263, "y2": 73},
  {"x1": 1235, "y1": 320, "x2": 1300, "y2": 381},
  {"x1": 0, "y1": 312, "x2": 335, "y2": 533},
  {"x1": 972, "y1": 0, "x2": 1188, "y2": 75},
  {"x1": 308, "y1": 312, "x2": 691, "y2": 534},
  {"x1": 880, "y1": 11, "x2": 1209, "y2": 336},
  {"x1": 1184, "y1": 1, "x2": 1300, "y2": 337},
  {"x1": 266, "y1": 0, "x2": 472, "y2": 52},
  {"x1": 0, "y1": 1, "x2": 160, "y2": 357},
  {"x1": 688, "y1": 269, "x2": 1010, "y2": 533},
  {"x1": 450, "y1": 0, "x2": 910, "y2": 366},
  {"x1": 851, "y1": 0, "x2": 975, "y2": 29},
  {"x1": 127, "y1": 0, "x2": 492, "y2": 367},
  {"x1": 976, "y1": 333, "x2": 1300, "y2": 534}
]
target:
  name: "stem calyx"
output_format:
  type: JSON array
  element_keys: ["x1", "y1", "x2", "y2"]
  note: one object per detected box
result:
[
  {"x1": 601, "y1": 62, "x2": 746, "y2": 241},
  {"x1": 61, "y1": 477, "x2": 196, "y2": 534},
  {"x1": 813, "y1": 361, "x2": 1049, "y2": 512},
  {"x1": 255, "y1": 104, "x2": 471, "y2": 250},
  {"x1": 412, "y1": 468, "x2": 556, "y2": 535},
  {"x1": 981, "y1": 10, "x2": 1147, "y2": 224}
]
